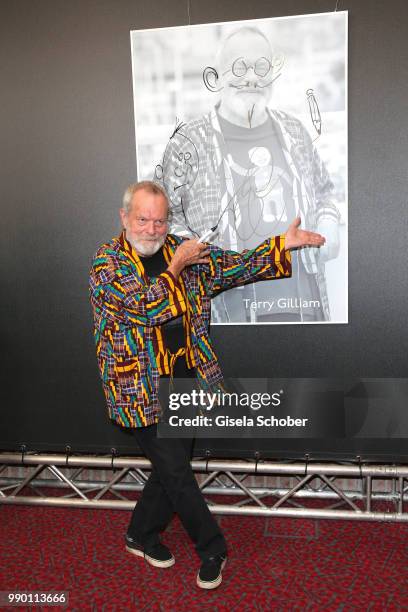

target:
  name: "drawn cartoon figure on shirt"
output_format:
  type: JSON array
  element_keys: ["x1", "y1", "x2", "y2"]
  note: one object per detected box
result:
[
  {"x1": 155, "y1": 121, "x2": 199, "y2": 196},
  {"x1": 227, "y1": 146, "x2": 290, "y2": 243}
]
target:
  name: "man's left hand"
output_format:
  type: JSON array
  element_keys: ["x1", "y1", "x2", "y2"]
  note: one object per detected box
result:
[{"x1": 284, "y1": 217, "x2": 326, "y2": 250}]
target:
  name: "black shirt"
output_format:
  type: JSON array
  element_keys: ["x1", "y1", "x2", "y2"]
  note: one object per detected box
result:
[{"x1": 140, "y1": 247, "x2": 194, "y2": 378}]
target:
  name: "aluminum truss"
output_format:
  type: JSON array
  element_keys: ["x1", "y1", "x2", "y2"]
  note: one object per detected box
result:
[{"x1": 0, "y1": 452, "x2": 407, "y2": 522}]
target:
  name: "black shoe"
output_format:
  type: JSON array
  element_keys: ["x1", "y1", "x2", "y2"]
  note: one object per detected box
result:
[
  {"x1": 125, "y1": 534, "x2": 175, "y2": 568},
  {"x1": 196, "y1": 554, "x2": 227, "y2": 589}
]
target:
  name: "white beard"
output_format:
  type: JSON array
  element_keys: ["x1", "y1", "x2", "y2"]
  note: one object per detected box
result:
[{"x1": 127, "y1": 234, "x2": 166, "y2": 257}]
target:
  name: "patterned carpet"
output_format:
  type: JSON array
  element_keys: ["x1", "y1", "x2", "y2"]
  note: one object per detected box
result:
[{"x1": 1, "y1": 499, "x2": 407, "y2": 611}]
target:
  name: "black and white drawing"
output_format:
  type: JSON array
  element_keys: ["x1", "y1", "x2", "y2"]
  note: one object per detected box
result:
[{"x1": 131, "y1": 11, "x2": 348, "y2": 324}]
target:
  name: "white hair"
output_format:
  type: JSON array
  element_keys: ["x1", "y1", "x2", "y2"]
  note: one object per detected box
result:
[{"x1": 122, "y1": 180, "x2": 171, "y2": 215}]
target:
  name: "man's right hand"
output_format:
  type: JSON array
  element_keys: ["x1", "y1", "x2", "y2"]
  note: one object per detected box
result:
[{"x1": 168, "y1": 239, "x2": 211, "y2": 278}]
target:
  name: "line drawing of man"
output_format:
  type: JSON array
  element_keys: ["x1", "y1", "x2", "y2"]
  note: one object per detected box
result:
[{"x1": 159, "y1": 25, "x2": 342, "y2": 324}]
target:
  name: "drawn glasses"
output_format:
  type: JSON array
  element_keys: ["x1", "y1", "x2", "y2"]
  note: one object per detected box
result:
[
  {"x1": 202, "y1": 54, "x2": 283, "y2": 93},
  {"x1": 224, "y1": 56, "x2": 272, "y2": 79}
]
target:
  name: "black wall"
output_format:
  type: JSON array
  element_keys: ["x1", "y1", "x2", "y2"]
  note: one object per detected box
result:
[{"x1": 1, "y1": 0, "x2": 407, "y2": 459}]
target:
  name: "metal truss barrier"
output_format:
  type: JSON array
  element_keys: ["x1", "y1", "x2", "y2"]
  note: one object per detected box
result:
[{"x1": 0, "y1": 453, "x2": 407, "y2": 522}]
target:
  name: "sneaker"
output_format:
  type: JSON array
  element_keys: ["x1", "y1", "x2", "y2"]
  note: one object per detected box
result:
[
  {"x1": 125, "y1": 534, "x2": 175, "y2": 568},
  {"x1": 196, "y1": 554, "x2": 227, "y2": 589}
]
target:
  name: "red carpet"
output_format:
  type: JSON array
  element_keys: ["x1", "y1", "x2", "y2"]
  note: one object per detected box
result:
[{"x1": 1, "y1": 500, "x2": 407, "y2": 610}]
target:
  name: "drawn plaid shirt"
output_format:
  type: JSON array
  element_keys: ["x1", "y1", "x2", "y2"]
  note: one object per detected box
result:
[
  {"x1": 89, "y1": 231, "x2": 292, "y2": 428},
  {"x1": 162, "y1": 107, "x2": 340, "y2": 320}
]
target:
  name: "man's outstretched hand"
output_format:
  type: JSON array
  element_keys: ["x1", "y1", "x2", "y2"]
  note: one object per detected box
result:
[{"x1": 284, "y1": 217, "x2": 326, "y2": 251}]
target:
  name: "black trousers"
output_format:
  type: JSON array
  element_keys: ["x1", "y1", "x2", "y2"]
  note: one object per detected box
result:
[{"x1": 127, "y1": 423, "x2": 227, "y2": 561}]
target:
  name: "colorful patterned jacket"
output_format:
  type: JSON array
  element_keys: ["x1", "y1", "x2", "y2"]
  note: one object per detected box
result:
[{"x1": 89, "y1": 230, "x2": 292, "y2": 428}]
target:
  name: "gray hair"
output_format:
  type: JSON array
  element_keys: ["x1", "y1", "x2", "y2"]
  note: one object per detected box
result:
[{"x1": 122, "y1": 180, "x2": 171, "y2": 216}]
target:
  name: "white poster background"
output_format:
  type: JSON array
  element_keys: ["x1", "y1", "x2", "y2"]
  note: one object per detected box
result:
[{"x1": 130, "y1": 11, "x2": 348, "y2": 324}]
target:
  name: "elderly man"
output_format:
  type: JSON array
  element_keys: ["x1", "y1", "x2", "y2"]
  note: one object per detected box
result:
[
  {"x1": 160, "y1": 26, "x2": 340, "y2": 323},
  {"x1": 89, "y1": 180, "x2": 325, "y2": 589}
]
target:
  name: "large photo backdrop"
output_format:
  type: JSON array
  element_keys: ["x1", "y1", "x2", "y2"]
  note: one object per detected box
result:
[
  {"x1": 1, "y1": 0, "x2": 407, "y2": 460},
  {"x1": 131, "y1": 11, "x2": 348, "y2": 324}
]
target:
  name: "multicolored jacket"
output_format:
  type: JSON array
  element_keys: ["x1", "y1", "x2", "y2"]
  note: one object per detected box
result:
[{"x1": 89, "y1": 230, "x2": 291, "y2": 428}]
